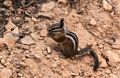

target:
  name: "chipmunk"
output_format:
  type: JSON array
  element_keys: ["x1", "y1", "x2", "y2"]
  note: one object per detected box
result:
[{"x1": 47, "y1": 19, "x2": 99, "y2": 71}]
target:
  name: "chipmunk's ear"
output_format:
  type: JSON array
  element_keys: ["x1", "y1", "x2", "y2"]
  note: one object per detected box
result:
[{"x1": 59, "y1": 19, "x2": 64, "y2": 28}]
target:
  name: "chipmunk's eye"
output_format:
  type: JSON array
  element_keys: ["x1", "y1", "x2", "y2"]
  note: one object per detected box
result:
[{"x1": 48, "y1": 28, "x2": 54, "y2": 32}]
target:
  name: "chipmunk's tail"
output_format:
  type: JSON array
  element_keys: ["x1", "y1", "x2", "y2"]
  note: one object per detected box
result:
[{"x1": 78, "y1": 46, "x2": 99, "y2": 71}]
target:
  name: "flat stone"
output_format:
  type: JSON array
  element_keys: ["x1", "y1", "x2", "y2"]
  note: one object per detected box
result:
[
  {"x1": 41, "y1": 2, "x2": 56, "y2": 12},
  {"x1": 38, "y1": 12, "x2": 55, "y2": 19},
  {"x1": 21, "y1": 36, "x2": 35, "y2": 45}
]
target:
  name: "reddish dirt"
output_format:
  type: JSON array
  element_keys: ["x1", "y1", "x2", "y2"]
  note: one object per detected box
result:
[{"x1": 0, "y1": 0, "x2": 120, "y2": 78}]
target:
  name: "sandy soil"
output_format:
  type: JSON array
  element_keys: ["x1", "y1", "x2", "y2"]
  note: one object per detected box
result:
[{"x1": 0, "y1": 0, "x2": 120, "y2": 78}]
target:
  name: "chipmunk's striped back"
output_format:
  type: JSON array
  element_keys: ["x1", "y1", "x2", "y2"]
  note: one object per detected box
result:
[{"x1": 66, "y1": 30, "x2": 79, "y2": 51}]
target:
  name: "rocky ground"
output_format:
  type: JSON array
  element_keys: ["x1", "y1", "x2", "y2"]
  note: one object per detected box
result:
[{"x1": 0, "y1": 0, "x2": 120, "y2": 78}]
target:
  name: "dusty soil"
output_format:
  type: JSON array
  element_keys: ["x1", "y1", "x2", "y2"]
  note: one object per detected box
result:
[{"x1": 0, "y1": 0, "x2": 120, "y2": 78}]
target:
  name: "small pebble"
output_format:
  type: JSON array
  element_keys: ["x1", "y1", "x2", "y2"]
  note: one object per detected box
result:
[
  {"x1": 71, "y1": 72, "x2": 77, "y2": 76},
  {"x1": 58, "y1": 0, "x2": 67, "y2": 5},
  {"x1": 90, "y1": 18, "x2": 96, "y2": 25},
  {"x1": 102, "y1": 0, "x2": 112, "y2": 11},
  {"x1": 46, "y1": 47, "x2": 52, "y2": 54},
  {"x1": 46, "y1": 55, "x2": 51, "y2": 59},
  {"x1": 0, "y1": 56, "x2": 3, "y2": 59},
  {"x1": 98, "y1": 44, "x2": 104, "y2": 49},
  {"x1": 31, "y1": 17, "x2": 38, "y2": 22},
  {"x1": 1, "y1": 59, "x2": 6, "y2": 64},
  {"x1": 17, "y1": 73, "x2": 23, "y2": 77},
  {"x1": 34, "y1": 54, "x2": 41, "y2": 59},
  {"x1": 40, "y1": 29, "x2": 48, "y2": 37}
]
